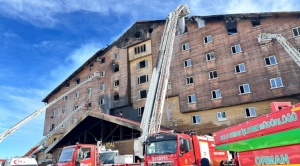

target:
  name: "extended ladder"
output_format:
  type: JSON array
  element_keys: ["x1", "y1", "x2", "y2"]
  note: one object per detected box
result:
[{"x1": 258, "y1": 33, "x2": 300, "y2": 67}]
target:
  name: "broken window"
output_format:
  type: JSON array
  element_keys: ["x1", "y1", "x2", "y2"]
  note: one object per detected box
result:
[
  {"x1": 203, "y1": 35, "x2": 212, "y2": 44},
  {"x1": 226, "y1": 21, "x2": 238, "y2": 35},
  {"x1": 217, "y1": 112, "x2": 226, "y2": 121},
  {"x1": 114, "y1": 80, "x2": 119, "y2": 87},
  {"x1": 184, "y1": 59, "x2": 192, "y2": 67},
  {"x1": 137, "y1": 75, "x2": 149, "y2": 84},
  {"x1": 264, "y1": 55, "x2": 277, "y2": 66},
  {"x1": 209, "y1": 70, "x2": 218, "y2": 79},
  {"x1": 113, "y1": 93, "x2": 120, "y2": 102},
  {"x1": 231, "y1": 44, "x2": 242, "y2": 54},
  {"x1": 135, "y1": 31, "x2": 141, "y2": 38},
  {"x1": 136, "y1": 60, "x2": 148, "y2": 69},
  {"x1": 76, "y1": 78, "x2": 80, "y2": 85},
  {"x1": 187, "y1": 94, "x2": 196, "y2": 103},
  {"x1": 292, "y1": 26, "x2": 300, "y2": 37},
  {"x1": 65, "y1": 82, "x2": 70, "y2": 88},
  {"x1": 206, "y1": 52, "x2": 215, "y2": 61},
  {"x1": 239, "y1": 84, "x2": 251, "y2": 94},
  {"x1": 192, "y1": 115, "x2": 200, "y2": 124},
  {"x1": 235, "y1": 63, "x2": 246, "y2": 73},
  {"x1": 182, "y1": 42, "x2": 190, "y2": 51},
  {"x1": 211, "y1": 89, "x2": 222, "y2": 99},
  {"x1": 138, "y1": 89, "x2": 148, "y2": 99},
  {"x1": 251, "y1": 20, "x2": 261, "y2": 27},
  {"x1": 186, "y1": 76, "x2": 194, "y2": 85},
  {"x1": 138, "y1": 107, "x2": 144, "y2": 116},
  {"x1": 245, "y1": 107, "x2": 256, "y2": 117},
  {"x1": 98, "y1": 57, "x2": 105, "y2": 64},
  {"x1": 113, "y1": 64, "x2": 119, "y2": 72}
]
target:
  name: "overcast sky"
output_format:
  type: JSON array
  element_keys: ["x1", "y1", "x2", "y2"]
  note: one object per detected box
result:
[{"x1": 0, "y1": 0, "x2": 299, "y2": 159}]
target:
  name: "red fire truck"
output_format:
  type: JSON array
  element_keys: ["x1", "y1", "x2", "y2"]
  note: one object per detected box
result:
[
  {"x1": 213, "y1": 102, "x2": 300, "y2": 166},
  {"x1": 144, "y1": 132, "x2": 230, "y2": 166},
  {"x1": 57, "y1": 143, "x2": 141, "y2": 166}
]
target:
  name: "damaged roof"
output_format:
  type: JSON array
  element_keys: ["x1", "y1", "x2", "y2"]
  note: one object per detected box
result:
[{"x1": 42, "y1": 11, "x2": 300, "y2": 103}]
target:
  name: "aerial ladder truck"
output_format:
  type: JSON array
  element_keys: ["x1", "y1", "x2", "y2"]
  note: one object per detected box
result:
[
  {"x1": 134, "y1": 4, "x2": 230, "y2": 166},
  {"x1": 0, "y1": 72, "x2": 100, "y2": 144}
]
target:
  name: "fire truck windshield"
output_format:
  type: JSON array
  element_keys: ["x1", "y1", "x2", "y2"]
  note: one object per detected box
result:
[
  {"x1": 146, "y1": 140, "x2": 177, "y2": 155},
  {"x1": 58, "y1": 147, "x2": 75, "y2": 163}
]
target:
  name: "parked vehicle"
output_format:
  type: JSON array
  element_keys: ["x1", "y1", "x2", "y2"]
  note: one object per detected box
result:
[
  {"x1": 144, "y1": 132, "x2": 230, "y2": 166},
  {"x1": 4, "y1": 156, "x2": 37, "y2": 166},
  {"x1": 57, "y1": 142, "x2": 140, "y2": 166},
  {"x1": 214, "y1": 102, "x2": 300, "y2": 165}
]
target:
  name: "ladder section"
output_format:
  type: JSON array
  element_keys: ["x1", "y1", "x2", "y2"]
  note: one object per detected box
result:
[
  {"x1": 140, "y1": 4, "x2": 190, "y2": 136},
  {"x1": 258, "y1": 33, "x2": 300, "y2": 67},
  {"x1": 0, "y1": 72, "x2": 100, "y2": 143}
]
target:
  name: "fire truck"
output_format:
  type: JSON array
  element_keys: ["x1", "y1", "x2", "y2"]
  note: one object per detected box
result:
[
  {"x1": 144, "y1": 132, "x2": 230, "y2": 166},
  {"x1": 57, "y1": 141, "x2": 140, "y2": 166}
]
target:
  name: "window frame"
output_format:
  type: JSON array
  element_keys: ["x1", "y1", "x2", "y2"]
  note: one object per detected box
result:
[
  {"x1": 87, "y1": 88, "x2": 92, "y2": 94},
  {"x1": 239, "y1": 83, "x2": 251, "y2": 94},
  {"x1": 136, "y1": 60, "x2": 148, "y2": 70},
  {"x1": 183, "y1": 59, "x2": 192, "y2": 68},
  {"x1": 99, "y1": 98, "x2": 105, "y2": 105},
  {"x1": 192, "y1": 115, "x2": 200, "y2": 124},
  {"x1": 235, "y1": 63, "x2": 246, "y2": 73},
  {"x1": 245, "y1": 107, "x2": 256, "y2": 118},
  {"x1": 264, "y1": 55, "x2": 278, "y2": 66},
  {"x1": 208, "y1": 70, "x2": 218, "y2": 80},
  {"x1": 100, "y1": 84, "x2": 106, "y2": 91},
  {"x1": 182, "y1": 42, "x2": 190, "y2": 51},
  {"x1": 75, "y1": 91, "x2": 80, "y2": 98},
  {"x1": 203, "y1": 35, "x2": 212, "y2": 44},
  {"x1": 206, "y1": 52, "x2": 215, "y2": 61},
  {"x1": 138, "y1": 107, "x2": 145, "y2": 116},
  {"x1": 114, "y1": 80, "x2": 120, "y2": 87},
  {"x1": 100, "y1": 71, "x2": 106, "y2": 77},
  {"x1": 211, "y1": 89, "x2": 222, "y2": 99},
  {"x1": 231, "y1": 44, "x2": 242, "y2": 54},
  {"x1": 186, "y1": 76, "x2": 194, "y2": 85},
  {"x1": 217, "y1": 111, "x2": 227, "y2": 121},
  {"x1": 187, "y1": 94, "x2": 196, "y2": 103},
  {"x1": 292, "y1": 26, "x2": 300, "y2": 37},
  {"x1": 138, "y1": 89, "x2": 148, "y2": 99},
  {"x1": 270, "y1": 77, "x2": 284, "y2": 89},
  {"x1": 137, "y1": 75, "x2": 149, "y2": 85}
]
